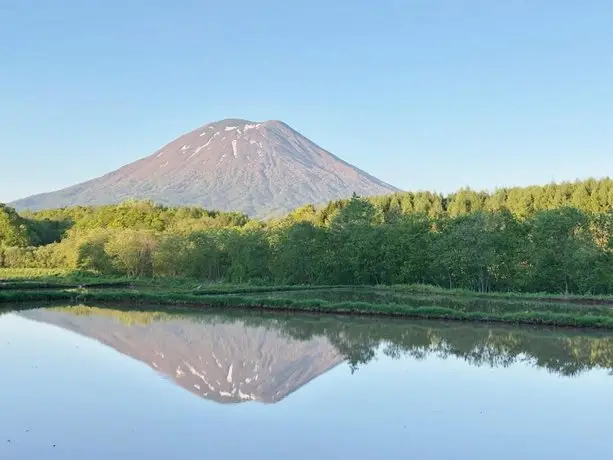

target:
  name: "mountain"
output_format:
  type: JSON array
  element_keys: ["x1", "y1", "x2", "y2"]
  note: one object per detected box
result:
[
  {"x1": 11, "y1": 119, "x2": 399, "y2": 217},
  {"x1": 19, "y1": 309, "x2": 344, "y2": 404}
]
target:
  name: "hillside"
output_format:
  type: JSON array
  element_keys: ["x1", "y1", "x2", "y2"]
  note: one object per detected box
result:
[{"x1": 11, "y1": 119, "x2": 398, "y2": 218}]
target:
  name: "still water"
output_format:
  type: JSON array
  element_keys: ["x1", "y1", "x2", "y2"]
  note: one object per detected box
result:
[{"x1": 1, "y1": 305, "x2": 613, "y2": 459}]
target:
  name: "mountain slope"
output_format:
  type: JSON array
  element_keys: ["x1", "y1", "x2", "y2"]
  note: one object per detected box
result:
[
  {"x1": 11, "y1": 118, "x2": 399, "y2": 217},
  {"x1": 19, "y1": 309, "x2": 344, "y2": 404}
]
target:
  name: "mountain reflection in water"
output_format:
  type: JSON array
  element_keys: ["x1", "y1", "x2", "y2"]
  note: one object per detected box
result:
[{"x1": 16, "y1": 306, "x2": 613, "y2": 404}]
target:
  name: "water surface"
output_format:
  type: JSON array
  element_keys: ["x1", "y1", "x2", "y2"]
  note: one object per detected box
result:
[{"x1": 1, "y1": 305, "x2": 613, "y2": 459}]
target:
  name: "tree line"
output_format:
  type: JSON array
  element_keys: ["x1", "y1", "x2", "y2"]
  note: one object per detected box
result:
[{"x1": 1, "y1": 177, "x2": 613, "y2": 295}]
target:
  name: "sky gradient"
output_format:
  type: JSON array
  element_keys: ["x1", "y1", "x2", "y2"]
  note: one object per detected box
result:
[{"x1": 1, "y1": 0, "x2": 612, "y2": 203}]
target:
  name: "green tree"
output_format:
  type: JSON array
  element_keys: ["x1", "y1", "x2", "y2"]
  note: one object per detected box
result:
[
  {"x1": 105, "y1": 230, "x2": 157, "y2": 277},
  {"x1": 76, "y1": 231, "x2": 114, "y2": 274},
  {"x1": 185, "y1": 230, "x2": 229, "y2": 281},
  {"x1": 0, "y1": 204, "x2": 34, "y2": 247},
  {"x1": 527, "y1": 208, "x2": 597, "y2": 294},
  {"x1": 153, "y1": 235, "x2": 190, "y2": 277},
  {"x1": 326, "y1": 195, "x2": 383, "y2": 284},
  {"x1": 379, "y1": 214, "x2": 432, "y2": 284},
  {"x1": 269, "y1": 221, "x2": 327, "y2": 284},
  {"x1": 225, "y1": 229, "x2": 271, "y2": 283}
]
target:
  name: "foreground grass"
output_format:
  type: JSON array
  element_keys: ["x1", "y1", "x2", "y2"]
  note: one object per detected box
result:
[
  {"x1": 0, "y1": 268, "x2": 193, "y2": 289},
  {"x1": 4, "y1": 268, "x2": 613, "y2": 304},
  {"x1": 3, "y1": 283, "x2": 613, "y2": 330},
  {"x1": 0, "y1": 268, "x2": 74, "y2": 280},
  {"x1": 5, "y1": 270, "x2": 613, "y2": 329}
]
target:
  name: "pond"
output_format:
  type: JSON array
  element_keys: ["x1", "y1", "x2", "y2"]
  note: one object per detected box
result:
[{"x1": 1, "y1": 305, "x2": 613, "y2": 459}]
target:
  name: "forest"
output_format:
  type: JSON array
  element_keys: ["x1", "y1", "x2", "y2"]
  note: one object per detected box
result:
[{"x1": 2, "y1": 177, "x2": 613, "y2": 295}]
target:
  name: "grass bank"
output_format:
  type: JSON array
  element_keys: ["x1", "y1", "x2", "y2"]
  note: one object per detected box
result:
[
  {"x1": 3, "y1": 281, "x2": 613, "y2": 330},
  {"x1": 4, "y1": 268, "x2": 613, "y2": 305},
  {"x1": 4, "y1": 269, "x2": 613, "y2": 329}
]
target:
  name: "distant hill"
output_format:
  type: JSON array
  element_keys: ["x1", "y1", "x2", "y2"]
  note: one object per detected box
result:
[{"x1": 11, "y1": 119, "x2": 399, "y2": 218}]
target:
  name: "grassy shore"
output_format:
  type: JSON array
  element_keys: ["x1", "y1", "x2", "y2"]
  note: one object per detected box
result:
[{"x1": 3, "y1": 268, "x2": 613, "y2": 329}]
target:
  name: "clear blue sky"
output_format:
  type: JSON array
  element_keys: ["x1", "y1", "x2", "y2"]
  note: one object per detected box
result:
[{"x1": 1, "y1": 0, "x2": 612, "y2": 203}]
